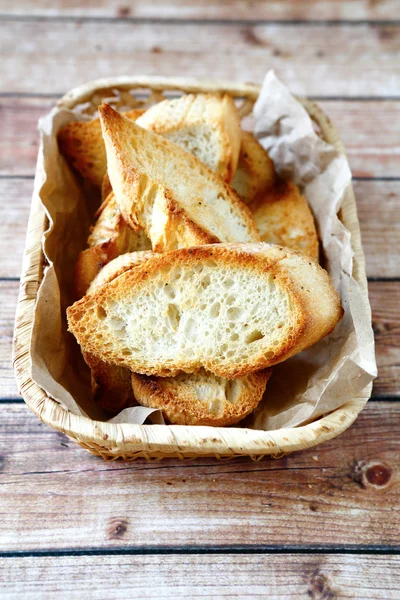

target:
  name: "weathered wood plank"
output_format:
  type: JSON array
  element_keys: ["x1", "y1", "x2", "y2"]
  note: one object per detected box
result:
[
  {"x1": 0, "y1": 179, "x2": 32, "y2": 279},
  {"x1": 322, "y1": 101, "x2": 400, "y2": 179},
  {"x1": 0, "y1": 177, "x2": 398, "y2": 280},
  {"x1": 370, "y1": 282, "x2": 400, "y2": 397},
  {"x1": 0, "y1": 0, "x2": 398, "y2": 20},
  {"x1": 1, "y1": 554, "x2": 399, "y2": 600},
  {"x1": 0, "y1": 276, "x2": 399, "y2": 398},
  {"x1": 1, "y1": 22, "x2": 399, "y2": 96},
  {"x1": 2, "y1": 98, "x2": 400, "y2": 178},
  {"x1": 0, "y1": 99, "x2": 51, "y2": 177},
  {"x1": 354, "y1": 180, "x2": 400, "y2": 279},
  {"x1": 0, "y1": 282, "x2": 19, "y2": 399},
  {"x1": 0, "y1": 402, "x2": 398, "y2": 550}
]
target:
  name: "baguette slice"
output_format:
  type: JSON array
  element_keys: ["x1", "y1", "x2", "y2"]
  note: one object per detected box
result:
[
  {"x1": 83, "y1": 351, "x2": 134, "y2": 414},
  {"x1": 88, "y1": 251, "x2": 269, "y2": 424},
  {"x1": 101, "y1": 173, "x2": 113, "y2": 202},
  {"x1": 58, "y1": 108, "x2": 145, "y2": 188},
  {"x1": 131, "y1": 368, "x2": 271, "y2": 427},
  {"x1": 99, "y1": 104, "x2": 260, "y2": 252},
  {"x1": 74, "y1": 192, "x2": 151, "y2": 298},
  {"x1": 67, "y1": 243, "x2": 343, "y2": 379},
  {"x1": 136, "y1": 93, "x2": 241, "y2": 182},
  {"x1": 250, "y1": 179, "x2": 319, "y2": 261},
  {"x1": 232, "y1": 132, "x2": 276, "y2": 204},
  {"x1": 82, "y1": 251, "x2": 156, "y2": 412}
]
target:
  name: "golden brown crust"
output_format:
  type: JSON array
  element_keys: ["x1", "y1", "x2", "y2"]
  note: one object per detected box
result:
[
  {"x1": 99, "y1": 104, "x2": 260, "y2": 251},
  {"x1": 101, "y1": 173, "x2": 113, "y2": 202},
  {"x1": 74, "y1": 192, "x2": 151, "y2": 298},
  {"x1": 74, "y1": 243, "x2": 116, "y2": 300},
  {"x1": 83, "y1": 351, "x2": 134, "y2": 414},
  {"x1": 88, "y1": 251, "x2": 156, "y2": 294},
  {"x1": 58, "y1": 108, "x2": 145, "y2": 188},
  {"x1": 250, "y1": 179, "x2": 319, "y2": 261},
  {"x1": 67, "y1": 243, "x2": 342, "y2": 379},
  {"x1": 131, "y1": 368, "x2": 272, "y2": 426},
  {"x1": 232, "y1": 131, "x2": 276, "y2": 204}
]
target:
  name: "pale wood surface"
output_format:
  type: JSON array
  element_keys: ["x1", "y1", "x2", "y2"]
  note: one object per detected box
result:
[
  {"x1": 3, "y1": 98, "x2": 400, "y2": 178},
  {"x1": 0, "y1": 3, "x2": 399, "y2": 596},
  {"x1": 0, "y1": 402, "x2": 398, "y2": 551},
  {"x1": 1, "y1": 555, "x2": 399, "y2": 600},
  {"x1": 1, "y1": 0, "x2": 399, "y2": 20},
  {"x1": 1, "y1": 22, "x2": 400, "y2": 96}
]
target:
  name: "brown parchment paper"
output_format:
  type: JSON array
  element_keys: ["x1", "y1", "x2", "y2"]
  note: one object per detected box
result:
[{"x1": 29, "y1": 71, "x2": 377, "y2": 429}]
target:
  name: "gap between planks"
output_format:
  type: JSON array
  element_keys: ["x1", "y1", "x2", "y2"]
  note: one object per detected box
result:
[
  {"x1": 2, "y1": 93, "x2": 400, "y2": 101},
  {"x1": 0, "y1": 0, "x2": 399, "y2": 21},
  {"x1": 1, "y1": 545, "x2": 400, "y2": 557},
  {"x1": 0, "y1": 15, "x2": 400, "y2": 25}
]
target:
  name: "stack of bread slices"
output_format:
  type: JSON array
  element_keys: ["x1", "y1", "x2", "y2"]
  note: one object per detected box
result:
[{"x1": 59, "y1": 93, "x2": 342, "y2": 427}]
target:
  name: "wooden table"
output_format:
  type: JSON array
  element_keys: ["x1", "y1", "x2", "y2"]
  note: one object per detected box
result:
[{"x1": 0, "y1": 2, "x2": 399, "y2": 598}]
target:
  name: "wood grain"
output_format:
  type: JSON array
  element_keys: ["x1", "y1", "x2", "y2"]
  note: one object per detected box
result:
[
  {"x1": 0, "y1": 179, "x2": 32, "y2": 279},
  {"x1": 2, "y1": 98, "x2": 400, "y2": 178},
  {"x1": 1, "y1": 22, "x2": 400, "y2": 96},
  {"x1": 1, "y1": 555, "x2": 399, "y2": 600},
  {"x1": 370, "y1": 282, "x2": 400, "y2": 397},
  {"x1": 0, "y1": 402, "x2": 398, "y2": 550},
  {"x1": 0, "y1": 282, "x2": 19, "y2": 399},
  {"x1": 0, "y1": 0, "x2": 399, "y2": 20},
  {"x1": 321, "y1": 101, "x2": 400, "y2": 179},
  {"x1": 355, "y1": 180, "x2": 400, "y2": 279}
]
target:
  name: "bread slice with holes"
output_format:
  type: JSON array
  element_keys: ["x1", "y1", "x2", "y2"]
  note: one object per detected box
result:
[
  {"x1": 232, "y1": 131, "x2": 276, "y2": 204},
  {"x1": 58, "y1": 108, "x2": 146, "y2": 189},
  {"x1": 250, "y1": 179, "x2": 319, "y2": 261},
  {"x1": 82, "y1": 251, "x2": 156, "y2": 413},
  {"x1": 67, "y1": 243, "x2": 343, "y2": 379},
  {"x1": 131, "y1": 368, "x2": 271, "y2": 427},
  {"x1": 74, "y1": 192, "x2": 151, "y2": 298},
  {"x1": 88, "y1": 250, "x2": 269, "y2": 424},
  {"x1": 136, "y1": 93, "x2": 241, "y2": 183},
  {"x1": 99, "y1": 104, "x2": 259, "y2": 252}
]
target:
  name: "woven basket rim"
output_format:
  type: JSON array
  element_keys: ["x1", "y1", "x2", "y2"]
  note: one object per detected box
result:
[{"x1": 13, "y1": 75, "x2": 373, "y2": 459}]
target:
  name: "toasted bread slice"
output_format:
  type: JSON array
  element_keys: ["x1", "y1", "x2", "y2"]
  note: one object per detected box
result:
[
  {"x1": 83, "y1": 251, "x2": 155, "y2": 413},
  {"x1": 101, "y1": 173, "x2": 113, "y2": 202},
  {"x1": 250, "y1": 179, "x2": 319, "y2": 261},
  {"x1": 88, "y1": 250, "x2": 156, "y2": 294},
  {"x1": 131, "y1": 368, "x2": 271, "y2": 426},
  {"x1": 99, "y1": 104, "x2": 259, "y2": 252},
  {"x1": 88, "y1": 250, "x2": 267, "y2": 424},
  {"x1": 67, "y1": 243, "x2": 343, "y2": 379},
  {"x1": 74, "y1": 192, "x2": 151, "y2": 298},
  {"x1": 58, "y1": 108, "x2": 145, "y2": 188},
  {"x1": 232, "y1": 132, "x2": 276, "y2": 204},
  {"x1": 136, "y1": 93, "x2": 241, "y2": 182},
  {"x1": 83, "y1": 351, "x2": 134, "y2": 414}
]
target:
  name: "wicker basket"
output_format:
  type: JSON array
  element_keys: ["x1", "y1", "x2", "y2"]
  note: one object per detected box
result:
[{"x1": 13, "y1": 76, "x2": 373, "y2": 461}]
